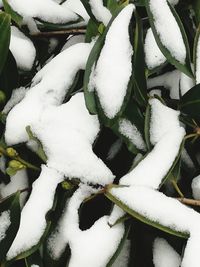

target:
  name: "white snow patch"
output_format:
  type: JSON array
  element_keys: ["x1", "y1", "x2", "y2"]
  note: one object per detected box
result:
[
  {"x1": 94, "y1": 4, "x2": 134, "y2": 119},
  {"x1": 168, "y1": 0, "x2": 179, "y2": 5},
  {"x1": 195, "y1": 34, "x2": 200, "y2": 84},
  {"x1": 145, "y1": 28, "x2": 166, "y2": 69},
  {"x1": 8, "y1": 0, "x2": 79, "y2": 24},
  {"x1": 119, "y1": 119, "x2": 146, "y2": 151},
  {"x1": 61, "y1": 35, "x2": 85, "y2": 51},
  {"x1": 5, "y1": 43, "x2": 93, "y2": 145},
  {"x1": 181, "y1": 149, "x2": 195, "y2": 170},
  {"x1": 7, "y1": 165, "x2": 63, "y2": 259},
  {"x1": 0, "y1": 211, "x2": 11, "y2": 242},
  {"x1": 149, "y1": 89, "x2": 162, "y2": 97},
  {"x1": 108, "y1": 205, "x2": 126, "y2": 226},
  {"x1": 180, "y1": 72, "x2": 194, "y2": 96},
  {"x1": 3, "y1": 87, "x2": 26, "y2": 114},
  {"x1": 153, "y1": 238, "x2": 181, "y2": 267},
  {"x1": 111, "y1": 240, "x2": 130, "y2": 267},
  {"x1": 0, "y1": 0, "x2": 3, "y2": 8},
  {"x1": 31, "y1": 93, "x2": 114, "y2": 185},
  {"x1": 89, "y1": 0, "x2": 112, "y2": 26},
  {"x1": 147, "y1": 70, "x2": 180, "y2": 99},
  {"x1": 148, "y1": 0, "x2": 186, "y2": 63},
  {"x1": 63, "y1": 0, "x2": 89, "y2": 22},
  {"x1": 192, "y1": 175, "x2": 200, "y2": 200},
  {"x1": 107, "y1": 139, "x2": 123, "y2": 161},
  {"x1": 10, "y1": 26, "x2": 36, "y2": 71}
]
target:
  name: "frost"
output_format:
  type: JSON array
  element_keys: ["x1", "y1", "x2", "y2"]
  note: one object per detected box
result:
[
  {"x1": 148, "y1": 0, "x2": 186, "y2": 63},
  {"x1": 153, "y1": 238, "x2": 181, "y2": 267},
  {"x1": 8, "y1": 0, "x2": 79, "y2": 24},
  {"x1": 5, "y1": 42, "x2": 93, "y2": 144},
  {"x1": 0, "y1": 211, "x2": 11, "y2": 242},
  {"x1": 94, "y1": 4, "x2": 134, "y2": 118},
  {"x1": 10, "y1": 26, "x2": 36, "y2": 71},
  {"x1": 31, "y1": 93, "x2": 114, "y2": 185},
  {"x1": 89, "y1": 0, "x2": 112, "y2": 26},
  {"x1": 7, "y1": 165, "x2": 63, "y2": 259},
  {"x1": 144, "y1": 28, "x2": 166, "y2": 69},
  {"x1": 119, "y1": 119, "x2": 146, "y2": 151}
]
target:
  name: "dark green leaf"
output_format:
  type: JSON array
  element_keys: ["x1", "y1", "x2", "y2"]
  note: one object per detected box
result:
[
  {"x1": 25, "y1": 250, "x2": 43, "y2": 267},
  {"x1": 2, "y1": 0, "x2": 23, "y2": 26},
  {"x1": 80, "y1": 0, "x2": 99, "y2": 24},
  {"x1": 144, "y1": 104, "x2": 152, "y2": 151}
]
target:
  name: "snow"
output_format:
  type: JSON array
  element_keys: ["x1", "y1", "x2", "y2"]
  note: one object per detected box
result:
[
  {"x1": 0, "y1": 211, "x2": 11, "y2": 242},
  {"x1": 181, "y1": 149, "x2": 195, "y2": 170},
  {"x1": 147, "y1": 70, "x2": 180, "y2": 99},
  {"x1": 31, "y1": 93, "x2": 114, "y2": 185},
  {"x1": 195, "y1": 34, "x2": 200, "y2": 84},
  {"x1": 192, "y1": 175, "x2": 200, "y2": 200},
  {"x1": 111, "y1": 240, "x2": 130, "y2": 267},
  {"x1": 7, "y1": 165, "x2": 63, "y2": 259},
  {"x1": 119, "y1": 99, "x2": 185, "y2": 189},
  {"x1": 153, "y1": 238, "x2": 181, "y2": 267},
  {"x1": 89, "y1": 0, "x2": 112, "y2": 26},
  {"x1": 144, "y1": 28, "x2": 166, "y2": 69},
  {"x1": 61, "y1": 186, "x2": 125, "y2": 267},
  {"x1": 5, "y1": 42, "x2": 93, "y2": 145},
  {"x1": 119, "y1": 119, "x2": 146, "y2": 151},
  {"x1": 168, "y1": 0, "x2": 179, "y2": 5},
  {"x1": 31, "y1": 265, "x2": 39, "y2": 267},
  {"x1": 148, "y1": 0, "x2": 186, "y2": 63},
  {"x1": 108, "y1": 205, "x2": 126, "y2": 226},
  {"x1": 0, "y1": 0, "x2": 3, "y2": 8},
  {"x1": 107, "y1": 139, "x2": 123, "y2": 161},
  {"x1": 63, "y1": 0, "x2": 89, "y2": 22},
  {"x1": 3, "y1": 87, "x2": 26, "y2": 114},
  {"x1": 149, "y1": 89, "x2": 162, "y2": 97},
  {"x1": 61, "y1": 35, "x2": 85, "y2": 51},
  {"x1": 94, "y1": 4, "x2": 134, "y2": 119},
  {"x1": 10, "y1": 26, "x2": 36, "y2": 71},
  {"x1": 180, "y1": 72, "x2": 194, "y2": 96},
  {"x1": 0, "y1": 170, "x2": 28, "y2": 207},
  {"x1": 8, "y1": 0, "x2": 79, "y2": 24}
]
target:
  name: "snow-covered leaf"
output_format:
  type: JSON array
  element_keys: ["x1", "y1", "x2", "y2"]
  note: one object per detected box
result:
[
  {"x1": 194, "y1": 25, "x2": 200, "y2": 84},
  {"x1": 2, "y1": 0, "x2": 23, "y2": 26}
]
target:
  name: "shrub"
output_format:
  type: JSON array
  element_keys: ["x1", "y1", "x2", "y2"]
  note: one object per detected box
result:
[{"x1": 0, "y1": 0, "x2": 200, "y2": 266}]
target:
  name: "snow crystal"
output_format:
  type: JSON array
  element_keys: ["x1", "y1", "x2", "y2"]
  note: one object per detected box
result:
[
  {"x1": 94, "y1": 4, "x2": 134, "y2": 119},
  {"x1": 192, "y1": 175, "x2": 200, "y2": 200},
  {"x1": 147, "y1": 70, "x2": 180, "y2": 99},
  {"x1": 61, "y1": 35, "x2": 85, "y2": 51},
  {"x1": 8, "y1": 0, "x2": 79, "y2": 24},
  {"x1": 62, "y1": 186, "x2": 125, "y2": 267},
  {"x1": 7, "y1": 165, "x2": 63, "y2": 259},
  {"x1": 0, "y1": 170, "x2": 28, "y2": 207},
  {"x1": 31, "y1": 93, "x2": 114, "y2": 185},
  {"x1": 148, "y1": 0, "x2": 186, "y2": 63},
  {"x1": 144, "y1": 28, "x2": 166, "y2": 69},
  {"x1": 3, "y1": 87, "x2": 26, "y2": 114},
  {"x1": 120, "y1": 99, "x2": 185, "y2": 189},
  {"x1": 0, "y1": 211, "x2": 11, "y2": 242},
  {"x1": 119, "y1": 119, "x2": 146, "y2": 151},
  {"x1": 111, "y1": 240, "x2": 130, "y2": 267},
  {"x1": 89, "y1": 0, "x2": 112, "y2": 26},
  {"x1": 63, "y1": 0, "x2": 89, "y2": 23},
  {"x1": 10, "y1": 26, "x2": 36, "y2": 71},
  {"x1": 5, "y1": 43, "x2": 93, "y2": 145},
  {"x1": 195, "y1": 34, "x2": 200, "y2": 84},
  {"x1": 153, "y1": 238, "x2": 181, "y2": 267}
]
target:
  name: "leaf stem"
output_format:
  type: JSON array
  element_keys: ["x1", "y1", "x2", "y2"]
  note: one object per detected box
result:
[
  {"x1": 177, "y1": 197, "x2": 200, "y2": 207},
  {"x1": 31, "y1": 28, "x2": 86, "y2": 37},
  {"x1": 171, "y1": 180, "x2": 184, "y2": 198}
]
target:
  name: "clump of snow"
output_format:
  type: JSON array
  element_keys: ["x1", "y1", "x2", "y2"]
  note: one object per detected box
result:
[
  {"x1": 107, "y1": 139, "x2": 123, "y2": 161},
  {"x1": 180, "y1": 72, "x2": 194, "y2": 96},
  {"x1": 89, "y1": 0, "x2": 112, "y2": 26},
  {"x1": 195, "y1": 34, "x2": 200, "y2": 84},
  {"x1": 181, "y1": 149, "x2": 195, "y2": 170},
  {"x1": 111, "y1": 240, "x2": 130, "y2": 267},
  {"x1": 0, "y1": 170, "x2": 28, "y2": 207},
  {"x1": 48, "y1": 38, "x2": 59, "y2": 53},
  {"x1": 94, "y1": 4, "x2": 134, "y2": 119},
  {"x1": 31, "y1": 265, "x2": 39, "y2": 267},
  {"x1": 62, "y1": 186, "x2": 125, "y2": 267},
  {"x1": 120, "y1": 99, "x2": 185, "y2": 189},
  {"x1": 10, "y1": 26, "x2": 36, "y2": 71},
  {"x1": 0, "y1": 0, "x2": 3, "y2": 7},
  {"x1": 192, "y1": 175, "x2": 200, "y2": 200},
  {"x1": 31, "y1": 93, "x2": 114, "y2": 185},
  {"x1": 0, "y1": 211, "x2": 11, "y2": 242},
  {"x1": 168, "y1": 0, "x2": 179, "y2": 5},
  {"x1": 3, "y1": 87, "x2": 26, "y2": 114},
  {"x1": 153, "y1": 238, "x2": 181, "y2": 267},
  {"x1": 119, "y1": 119, "x2": 146, "y2": 151},
  {"x1": 5, "y1": 43, "x2": 93, "y2": 145},
  {"x1": 148, "y1": 0, "x2": 186, "y2": 63},
  {"x1": 108, "y1": 205, "x2": 126, "y2": 226},
  {"x1": 144, "y1": 28, "x2": 166, "y2": 69},
  {"x1": 7, "y1": 165, "x2": 63, "y2": 259},
  {"x1": 8, "y1": 0, "x2": 79, "y2": 24},
  {"x1": 149, "y1": 89, "x2": 162, "y2": 97},
  {"x1": 147, "y1": 70, "x2": 180, "y2": 99},
  {"x1": 63, "y1": 0, "x2": 89, "y2": 23},
  {"x1": 61, "y1": 35, "x2": 85, "y2": 51}
]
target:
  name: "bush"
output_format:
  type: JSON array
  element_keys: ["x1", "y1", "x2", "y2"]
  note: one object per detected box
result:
[{"x1": 0, "y1": 0, "x2": 200, "y2": 266}]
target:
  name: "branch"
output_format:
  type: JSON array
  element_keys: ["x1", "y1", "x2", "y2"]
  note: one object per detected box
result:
[{"x1": 177, "y1": 197, "x2": 200, "y2": 207}]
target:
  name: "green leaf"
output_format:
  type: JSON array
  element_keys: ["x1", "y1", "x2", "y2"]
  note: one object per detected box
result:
[
  {"x1": 2, "y1": 0, "x2": 23, "y2": 26},
  {"x1": 85, "y1": 19, "x2": 99, "y2": 43},
  {"x1": 193, "y1": 0, "x2": 200, "y2": 25},
  {"x1": 105, "y1": 188, "x2": 188, "y2": 239},
  {"x1": 179, "y1": 83, "x2": 200, "y2": 117},
  {"x1": 0, "y1": 12, "x2": 11, "y2": 75},
  {"x1": 0, "y1": 192, "x2": 21, "y2": 262},
  {"x1": 80, "y1": 0, "x2": 99, "y2": 24},
  {"x1": 145, "y1": 0, "x2": 193, "y2": 78},
  {"x1": 133, "y1": 11, "x2": 148, "y2": 107},
  {"x1": 144, "y1": 104, "x2": 152, "y2": 151},
  {"x1": 106, "y1": 0, "x2": 119, "y2": 13},
  {"x1": 193, "y1": 24, "x2": 200, "y2": 82},
  {"x1": 25, "y1": 250, "x2": 43, "y2": 267},
  {"x1": 106, "y1": 222, "x2": 131, "y2": 267}
]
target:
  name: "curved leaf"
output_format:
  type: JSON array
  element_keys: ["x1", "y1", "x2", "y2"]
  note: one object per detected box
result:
[{"x1": 2, "y1": 0, "x2": 23, "y2": 26}]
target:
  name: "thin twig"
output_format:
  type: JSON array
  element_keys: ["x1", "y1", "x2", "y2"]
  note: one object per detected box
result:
[
  {"x1": 31, "y1": 29, "x2": 86, "y2": 37},
  {"x1": 177, "y1": 197, "x2": 200, "y2": 207}
]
